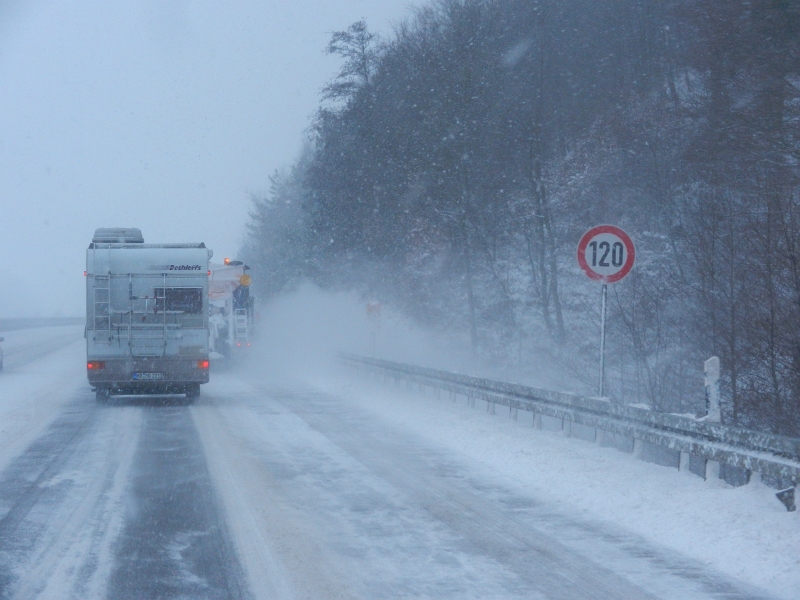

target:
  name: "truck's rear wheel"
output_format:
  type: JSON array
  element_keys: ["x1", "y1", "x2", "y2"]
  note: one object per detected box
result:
[{"x1": 95, "y1": 388, "x2": 110, "y2": 404}]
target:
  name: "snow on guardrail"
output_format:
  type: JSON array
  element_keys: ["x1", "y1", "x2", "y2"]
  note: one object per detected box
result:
[{"x1": 341, "y1": 353, "x2": 800, "y2": 511}]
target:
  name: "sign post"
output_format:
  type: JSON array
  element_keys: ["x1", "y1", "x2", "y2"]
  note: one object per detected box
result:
[
  {"x1": 599, "y1": 282, "x2": 608, "y2": 396},
  {"x1": 577, "y1": 225, "x2": 635, "y2": 397}
]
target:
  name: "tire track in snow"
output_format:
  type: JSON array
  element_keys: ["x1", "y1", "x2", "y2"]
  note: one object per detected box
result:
[
  {"x1": 0, "y1": 400, "x2": 96, "y2": 576},
  {"x1": 0, "y1": 394, "x2": 141, "y2": 598},
  {"x1": 193, "y1": 394, "x2": 361, "y2": 600},
  {"x1": 10, "y1": 403, "x2": 142, "y2": 599},
  {"x1": 0, "y1": 334, "x2": 87, "y2": 477},
  {"x1": 106, "y1": 404, "x2": 250, "y2": 600}
]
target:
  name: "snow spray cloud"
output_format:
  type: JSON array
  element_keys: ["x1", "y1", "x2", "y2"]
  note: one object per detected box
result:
[{"x1": 241, "y1": 284, "x2": 476, "y2": 384}]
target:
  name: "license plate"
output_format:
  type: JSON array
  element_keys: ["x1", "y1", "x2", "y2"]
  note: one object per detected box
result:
[{"x1": 132, "y1": 372, "x2": 164, "y2": 381}]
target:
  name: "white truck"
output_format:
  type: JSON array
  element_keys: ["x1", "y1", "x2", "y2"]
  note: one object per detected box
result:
[{"x1": 86, "y1": 228, "x2": 212, "y2": 402}]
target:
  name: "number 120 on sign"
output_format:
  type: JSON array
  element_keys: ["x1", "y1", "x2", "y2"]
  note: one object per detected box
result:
[{"x1": 577, "y1": 225, "x2": 635, "y2": 283}]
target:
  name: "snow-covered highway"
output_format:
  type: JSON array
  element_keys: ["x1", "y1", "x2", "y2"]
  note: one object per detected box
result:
[{"x1": 0, "y1": 326, "x2": 795, "y2": 599}]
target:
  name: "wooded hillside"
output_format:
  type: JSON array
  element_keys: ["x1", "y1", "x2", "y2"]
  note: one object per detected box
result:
[{"x1": 244, "y1": 0, "x2": 800, "y2": 435}]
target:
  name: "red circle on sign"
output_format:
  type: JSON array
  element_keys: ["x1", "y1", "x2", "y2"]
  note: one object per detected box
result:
[{"x1": 577, "y1": 225, "x2": 635, "y2": 283}]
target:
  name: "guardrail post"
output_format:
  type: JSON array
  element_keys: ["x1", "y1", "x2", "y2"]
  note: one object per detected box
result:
[
  {"x1": 533, "y1": 413, "x2": 542, "y2": 429},
  {"x1": 705, "y1": 459, "x2": 720, "y2": 481},
  {"x1": 596, "y1": 428, "x2": 605, "y2": 445},
  {"x1": 775, "y1": 486, "x2": 797, "y2": 512},
  {"x1": 563, "y1": 417, "x2": 572, "y2": 437},
  {"x1": 488, "y1": 400, "x2": 496, "y2": 415},
  {"x1": 679, "y1": 451, "x2": 690, "y2": 472},
  {"x1": 633, "y1": 438, "x2": 643, "y2": 459}
]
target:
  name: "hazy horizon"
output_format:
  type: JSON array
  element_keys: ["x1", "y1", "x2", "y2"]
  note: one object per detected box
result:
[{"x1": 0, "y1": 0, "x2": 415, "y2": 317}]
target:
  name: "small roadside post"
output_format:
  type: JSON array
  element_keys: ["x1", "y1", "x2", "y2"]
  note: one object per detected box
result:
[{"x1": 577, "y1": 225, "x2": 636, "y2": 397}]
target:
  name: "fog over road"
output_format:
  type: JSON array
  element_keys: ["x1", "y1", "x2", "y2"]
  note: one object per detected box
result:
[{"x1": 0, "y1": 327, "x2": 780, "y2": 599}]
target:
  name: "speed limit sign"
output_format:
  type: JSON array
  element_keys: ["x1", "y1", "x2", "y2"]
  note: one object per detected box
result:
[
  {"x1": 577, "y1": 225, "x2": 635, "y2": 397},
  {"x1": 577, "y1": 225, "x2": 635, "y2": 283}
]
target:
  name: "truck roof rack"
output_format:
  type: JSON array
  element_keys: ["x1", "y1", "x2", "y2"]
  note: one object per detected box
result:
[
  {"x1": 92, "y1": 228, "x2": 144, "y2": 244},
  {"x1": 89, "y1": 243, "x2": 207, "y2": 249}
]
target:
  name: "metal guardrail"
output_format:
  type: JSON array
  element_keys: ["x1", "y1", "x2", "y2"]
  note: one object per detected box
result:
[{"x1": 341, "y1": 354, "x2": 800, "y2": 495}]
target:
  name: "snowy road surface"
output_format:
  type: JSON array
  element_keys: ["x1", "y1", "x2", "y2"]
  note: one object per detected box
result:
[{"x1": 0, "y1": 327, "x2": 795, "y2": 599}]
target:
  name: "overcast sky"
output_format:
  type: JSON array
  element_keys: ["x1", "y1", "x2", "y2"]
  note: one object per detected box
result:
[{"x1": 0, "y1": 0, "x2": 415, "y2": 316}]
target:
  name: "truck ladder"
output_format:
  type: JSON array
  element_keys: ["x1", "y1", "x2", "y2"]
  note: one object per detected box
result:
[
  {"x1": 234, "y1": 309, "x2": 249, "y2": 344},
  {"x1": 93, "y1": 275, "x2": 111, "y2": 336}
]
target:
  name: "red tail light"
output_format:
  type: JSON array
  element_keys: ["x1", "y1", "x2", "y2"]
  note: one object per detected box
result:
[
  {"x1": 87, "y1": 361, "x2": 105, "y2": 370},
  {"x1": 197, "y1": 360, "x2": 209, "y2": 369}
]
